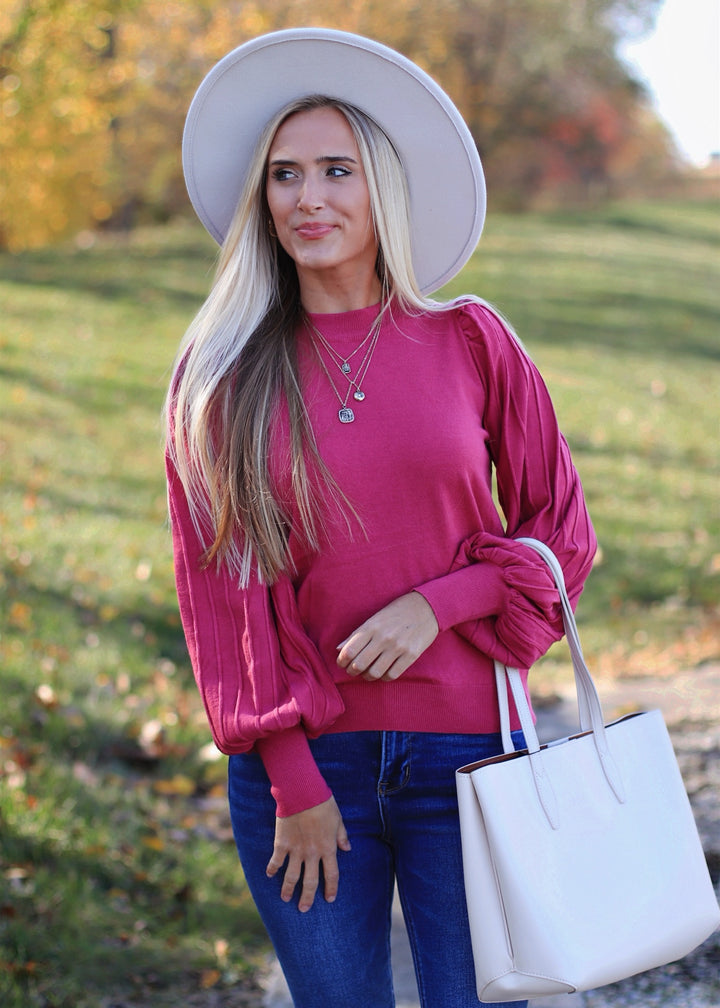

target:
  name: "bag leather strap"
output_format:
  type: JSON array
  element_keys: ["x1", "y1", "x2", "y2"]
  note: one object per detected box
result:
[{"x1": 494, "y1": 538, "x2": 627, "y2": 825}]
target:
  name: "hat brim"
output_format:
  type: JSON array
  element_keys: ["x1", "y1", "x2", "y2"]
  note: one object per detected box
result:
[{"x1": 182, "y1": 28, "x2": 485, "y2": 295}]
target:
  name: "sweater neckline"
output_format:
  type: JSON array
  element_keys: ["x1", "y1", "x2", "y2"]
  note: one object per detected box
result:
[
  {"x1": 305, "y1": 302, "x2": 383, "y2": 320},
  {"x1": 303, "y1": 302, "x2": 384, "y2": 341}
]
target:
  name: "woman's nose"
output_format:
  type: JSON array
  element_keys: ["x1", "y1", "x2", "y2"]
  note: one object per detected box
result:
[{"x1": 297, "y1": 177, "x2": 324, "y2": 212}]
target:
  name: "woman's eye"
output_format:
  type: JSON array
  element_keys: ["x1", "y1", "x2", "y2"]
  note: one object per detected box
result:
[
  {"x1": 271, "y1": 168, "x2": 296, "y2": 181},
  {"x1": 327, "y1": 165, "x2": 351, "y2": 178}
]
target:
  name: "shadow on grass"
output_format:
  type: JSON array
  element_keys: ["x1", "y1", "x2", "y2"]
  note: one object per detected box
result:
[
  {"x1": 1, "y1": 582, "x2": 265, "y2": 1006},
  {"x1": 1, "y1": 787, "x2": 264, "y2": 1006},
  {"x1": 530, "y1": 289, "x2": 720, "y2": 360},
  {"x1": 540, "y1": 201, "x2": 720, "y2": 247},
  {"x1": 0, "y1": 357, "x2": 172, "y2": 418},
  {"x1": 3, "y1": 561, "x2": 189, "y2": 674},
  {"x1": 1, "y1": 232, "x2": 216, "y2": 315},
  {"x1": 1, "y1": 474, "x2": 166, "y2": 523}
]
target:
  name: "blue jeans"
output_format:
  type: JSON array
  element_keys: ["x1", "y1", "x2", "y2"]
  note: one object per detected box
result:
[{"x1": 228, "y1": 730, "x2": 527, "y2": 1008}]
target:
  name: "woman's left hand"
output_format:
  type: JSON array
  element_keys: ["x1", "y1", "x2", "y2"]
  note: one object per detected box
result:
[{"x1": 336, "y1": 591, "x2": 439, "y2": 682}]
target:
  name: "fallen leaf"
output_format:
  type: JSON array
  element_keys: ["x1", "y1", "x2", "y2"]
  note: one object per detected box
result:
[
  {"x1": 138, "y1": 718, "x2": 164, "y2": 756},
  {"x1": 153, "y1": 774, "x2": 196, "y2": 797},
  {"x1": 35, "y1": 684, "x2": 57, "y2": 707},
  {"x1": 8, "y1": 601, "x2": 32, "y2": 630},
  {"x1": 200, "y1": 968, "x2": 221, "y2": 989}
]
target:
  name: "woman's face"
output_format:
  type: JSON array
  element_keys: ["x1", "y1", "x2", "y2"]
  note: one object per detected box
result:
[{"x1": 266, "y1": 106, "x2": 379, "y2": 296}]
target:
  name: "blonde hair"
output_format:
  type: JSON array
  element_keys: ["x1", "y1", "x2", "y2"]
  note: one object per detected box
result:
[{"x1": 166, "y1": 95, "x2": 441, "y2": 584}]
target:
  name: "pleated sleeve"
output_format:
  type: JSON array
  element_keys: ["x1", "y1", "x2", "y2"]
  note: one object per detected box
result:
[
  {"x1": 166, "y1": 452, "x2": 343, "y2": 815},
  {"x1": 416, "y1": 301, "x2": 596, "y2": 669}
]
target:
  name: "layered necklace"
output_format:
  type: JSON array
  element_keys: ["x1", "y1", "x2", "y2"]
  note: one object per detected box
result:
[{"x1": 304, "y1": 310, "x2": 383, "y2": 424}]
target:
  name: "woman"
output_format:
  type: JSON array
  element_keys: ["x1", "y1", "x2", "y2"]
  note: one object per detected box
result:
[{"x1": 166, "y1": 28, "x2": 596, "y2": 1008}]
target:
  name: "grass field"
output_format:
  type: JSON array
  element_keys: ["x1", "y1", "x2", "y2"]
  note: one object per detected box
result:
[{"x1": 1, "y1": 198, "x2": 719, "y2": 1005}]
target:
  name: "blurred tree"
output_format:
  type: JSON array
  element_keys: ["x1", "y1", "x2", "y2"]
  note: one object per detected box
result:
[
  {"x1": 434, "y1": 0, "x2": 678, "y2": 204},
  {"x1": 0, "y1": 0, "x2": 127, "y2": 249},
  {"x1": 0, "y1": 0, "x2": 678, "y2": 250}
]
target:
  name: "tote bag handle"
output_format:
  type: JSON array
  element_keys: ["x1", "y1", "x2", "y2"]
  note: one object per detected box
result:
[{"x1": 496, "y1": 538, "x2": 626, "y2": 827}]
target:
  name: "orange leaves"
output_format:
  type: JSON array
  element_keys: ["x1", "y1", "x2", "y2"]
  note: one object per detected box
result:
[
  {"x1": 200, "y1": 968, "x2": 222, "y2": 989},
  {"x1": 0, "y1": 733, "x2": 38, "y2": 793},
  {"x1": 153, "y1": 774, "x2": 197, "y2": 797},
  {"x1": 595, "y1": 611, "x2": 720, "y2": 681},
  {"x1": 199, "y1": 937, "x2": 234, "y2": 988},
  {"x1": 0, "y1": 3, "x2": 120, "y2": 248},
  {"x1": 7, "y1": 600, "x2": 32, "y2": 631},
  {"x1": 1, "y1": 0, "x2": 682, "y2": 250},
  {"x1": 141, "y1": 834, "x2": 165, "y2": 852},
  {"x1": 0, "y1": 956, "x2": 39, "y2": 978}
]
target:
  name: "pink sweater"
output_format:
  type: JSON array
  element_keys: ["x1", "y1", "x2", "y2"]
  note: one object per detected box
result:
[{"x1": 167, "y1": 301, "x2": 596, "y2": 815}]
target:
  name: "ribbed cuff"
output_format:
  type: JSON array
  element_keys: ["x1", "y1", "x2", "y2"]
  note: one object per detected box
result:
[
  {"x1": 416, "y1": 562, "x2": 507, "y2": 632},
  {"x1": 255, "y1": 726, "x2": 332, "y2": 818}
]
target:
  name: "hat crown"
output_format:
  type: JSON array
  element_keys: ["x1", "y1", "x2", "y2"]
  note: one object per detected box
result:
[{"x1": 183, "y1": 27, "x2": 485, "y2": 293}]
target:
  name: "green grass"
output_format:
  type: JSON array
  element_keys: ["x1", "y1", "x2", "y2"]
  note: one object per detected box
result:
[
  {"x1": 443, "y1": 198, "x2": 720, "y2": 676},
  {"x1": 1, "y1": 225, "x2": 265, "y2": 1006},
  {"x1": 1, "y1": 200, "x2": 719, "y2": 1003}
]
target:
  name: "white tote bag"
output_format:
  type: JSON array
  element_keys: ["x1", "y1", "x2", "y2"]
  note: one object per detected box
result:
[{"x1": 456, "y1": 537, "x2": 720, "y2": 1003}]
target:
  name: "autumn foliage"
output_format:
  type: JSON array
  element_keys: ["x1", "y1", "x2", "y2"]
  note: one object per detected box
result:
[{"x1": 0, "y1": 0, "x2": 678, "y2": 250}]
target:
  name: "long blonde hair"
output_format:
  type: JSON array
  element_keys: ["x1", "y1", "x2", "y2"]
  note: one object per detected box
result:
[{"x1": 166, "y1": 95, "x2": 440, "y2": 584}]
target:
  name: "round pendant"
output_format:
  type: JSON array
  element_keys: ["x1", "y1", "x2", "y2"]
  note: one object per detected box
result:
[
  {"x1": 338, "y1": 407, "x2": 355, "y2": 423},
  {"x1": 353, "y1": 389, "x2": 365, "y2": 402}
]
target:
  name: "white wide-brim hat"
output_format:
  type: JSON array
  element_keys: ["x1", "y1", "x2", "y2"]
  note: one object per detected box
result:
[{"x1": 182, "y1": 28, "x2": 485, "y2": 295}]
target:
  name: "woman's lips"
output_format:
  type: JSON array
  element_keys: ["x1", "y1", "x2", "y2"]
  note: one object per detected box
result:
[{"x1": 295, "y1": 223, "x2": 335, "y2": 239}]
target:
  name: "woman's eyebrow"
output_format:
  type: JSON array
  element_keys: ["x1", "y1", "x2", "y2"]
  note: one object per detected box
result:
[
  {"x1": 268, "y1": 155, "x2": 358, "y2": 166},
  {"x1": 317, "y1": 155, "x2": 357, "y2": 164}
]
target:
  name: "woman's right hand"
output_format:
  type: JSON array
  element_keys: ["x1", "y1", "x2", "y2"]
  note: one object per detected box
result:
[{"x1": 266, "y1": 796, "x2": 351, "y2": 912}]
